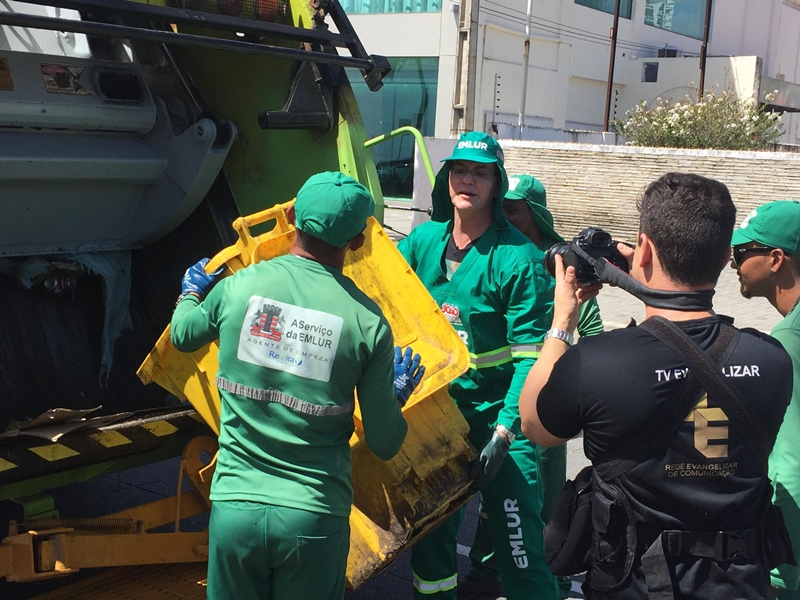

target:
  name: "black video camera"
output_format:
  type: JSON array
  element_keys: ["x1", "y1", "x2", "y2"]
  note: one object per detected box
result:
[{"x1": 544, "y1": 227, "x2": 630, "y2": 283}]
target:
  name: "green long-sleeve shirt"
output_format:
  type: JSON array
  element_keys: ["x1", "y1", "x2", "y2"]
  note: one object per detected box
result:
[
  {"x1": 171, "y1": 254, "x2": 407, "y2": 517},
  {"x1": 770, "y1": 302, "x2": 800, "y2": 591},
  {"x1": 399, "y1": 221, "x2": 553, "y2": 437},
  {"x1": 398, "y1": 162, "x2": 554, "y2": 438}
]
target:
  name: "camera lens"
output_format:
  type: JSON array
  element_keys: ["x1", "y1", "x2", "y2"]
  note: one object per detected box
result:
[{"x1": 544, "y1": 243, "x2": 570, "y2": 277}]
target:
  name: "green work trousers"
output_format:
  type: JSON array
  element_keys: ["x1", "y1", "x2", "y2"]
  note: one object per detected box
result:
[
  {"x1": 775, "y1": 587, "x2": 800, "y2": 600},
  {"x1": 412, "y1": 431, "x2": 559, "y2": 600},
  {"x1": 540, "y1": 444, "x2": 567, "y2": 526},
  {"x1": 468, "y1": 444, "x2": 572, "y2": 598},
  {"x1": 207, "y1": 499, "x2": 349, "y2": 600}
]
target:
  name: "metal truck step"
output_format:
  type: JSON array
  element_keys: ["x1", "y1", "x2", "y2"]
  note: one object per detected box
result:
[
  {"x1": 30, "y1": 563, "x2": 208, "y2": 599},
  {"x1": 0, "y1": 408, "x2": 212, "y2": 500}
]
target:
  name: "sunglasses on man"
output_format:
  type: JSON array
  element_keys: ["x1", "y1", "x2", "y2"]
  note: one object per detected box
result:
[{"x1": 731, "y1": 245, "x2": 792, "y2": 267}]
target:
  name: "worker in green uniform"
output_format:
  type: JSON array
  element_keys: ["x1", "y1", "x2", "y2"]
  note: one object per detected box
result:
[
  {"x1": 463, "y1": 174, "x2": 605, "y2": 599},
  {"x1": 170, "y1": 171, "x2": 423, "y2": 600},
  {"x1": 730, "y1": 199, "x2": 800, "y2": 600},
  {"x1": 398, "y1": 132, "x2": 559, "y2": 600}
]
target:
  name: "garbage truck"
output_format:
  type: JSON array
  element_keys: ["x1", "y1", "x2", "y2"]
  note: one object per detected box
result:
[{"x1": 0, "y1": 0, "x2": 474, "y2": 595}]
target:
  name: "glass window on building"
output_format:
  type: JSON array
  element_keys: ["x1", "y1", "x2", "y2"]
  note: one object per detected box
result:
[
  {"x1": 643, "y1": 62, "x2": 659, "y2": 82},
  {"x1": 340, "y1": 0, "x2": 441, "y2": 15},
  {"x1": 644, "y1": 0, "x2": 706, "y2": 39},
  {"x1": 574, "y1": 0, "x2": 632, "y2": 19},
  {"x1": 347, "y1": 57, "x2": 438, "y2": 199}
]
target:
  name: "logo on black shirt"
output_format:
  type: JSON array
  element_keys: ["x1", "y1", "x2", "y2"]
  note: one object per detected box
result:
[{"x1": 685, "y1": 395, "x2": 729, "y2": 459}]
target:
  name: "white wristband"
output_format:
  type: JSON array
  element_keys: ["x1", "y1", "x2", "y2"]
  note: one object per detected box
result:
[{"x1": 546, "y1": 328, "x2": 574, "y2": 346}]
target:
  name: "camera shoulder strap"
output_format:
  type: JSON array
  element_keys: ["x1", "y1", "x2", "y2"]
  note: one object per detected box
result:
[
  {"x1": 638, "y1": 316, "x2": 771, "y2": 473},
  {"x1": 590, "y1": 254, "x2": 714, "y2": 311}
]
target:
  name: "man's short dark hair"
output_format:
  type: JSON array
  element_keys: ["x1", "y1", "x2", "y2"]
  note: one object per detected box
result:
[
  {"x1": 637, "y1": 172, "x2": 736, "y2": 287},
  {"x1": 295, "y1": 229, "x2": 346, "y2": 254}
]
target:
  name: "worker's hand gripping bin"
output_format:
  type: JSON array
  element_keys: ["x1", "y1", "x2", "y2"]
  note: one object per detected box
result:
[{"x1": 137, "y1": 201, "x2": 476, "y2": 590}]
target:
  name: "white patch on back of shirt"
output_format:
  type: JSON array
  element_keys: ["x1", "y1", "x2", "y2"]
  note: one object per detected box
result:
[{"x1": 237, "y1": 296, "x2": 343, "y2": 382}]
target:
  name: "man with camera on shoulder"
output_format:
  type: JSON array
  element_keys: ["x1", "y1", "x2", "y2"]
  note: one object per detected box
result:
[{"x1": 519, "y1": 172, "x2": 794, "y2": 599}]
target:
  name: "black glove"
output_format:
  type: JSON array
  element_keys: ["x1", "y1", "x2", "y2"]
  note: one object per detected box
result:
[{"x1": 468, "y1": 430, "x2": 511, "y2": 492}]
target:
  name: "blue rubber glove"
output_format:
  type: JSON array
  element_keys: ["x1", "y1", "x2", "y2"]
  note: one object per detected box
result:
[
  {"x1": 181, "y1": 258, "x2": 224, "y2": 299},
  {"x1": 468, "y1": 430, "x2": 510, "y2": 492},
  {"x1": 393, "y1": 346, "x2": 425, "y2": 407}
]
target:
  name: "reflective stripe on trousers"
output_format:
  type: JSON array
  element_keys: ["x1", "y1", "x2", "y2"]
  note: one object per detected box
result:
[{"x1": 413, "y1": 572, "x2": 458, "y2": 594}]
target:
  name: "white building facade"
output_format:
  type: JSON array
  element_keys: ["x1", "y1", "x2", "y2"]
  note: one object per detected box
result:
[{"x1": 345, "y1": 0, "x2": 800, "y2": 171}]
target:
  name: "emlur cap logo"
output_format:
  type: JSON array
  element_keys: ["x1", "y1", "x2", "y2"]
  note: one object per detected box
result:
[
  {"x1": 740, "y1": 208, "x2": 757, "y2": 229},
  {"x1": 457, "y1": 141, "x2": 489, "y2": 151},
  {"x1": 508, "y1": 177, "x2": 521, "y2": 191}
]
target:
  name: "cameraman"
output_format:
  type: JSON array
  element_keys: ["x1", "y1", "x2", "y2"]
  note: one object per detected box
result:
[{"x1": 519, "y1": 172, "x2": 793, "y2": 599}]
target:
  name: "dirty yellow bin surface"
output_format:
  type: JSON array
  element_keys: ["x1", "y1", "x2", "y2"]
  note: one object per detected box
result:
[{"x1": 137, "y1": 202, "x2": 475, "y2": 589}]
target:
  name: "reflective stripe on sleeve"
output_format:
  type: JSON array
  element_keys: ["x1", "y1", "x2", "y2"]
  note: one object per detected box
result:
[
  {"x1": 468, "y1": 344, "x2": 542, "y2": 369},
  {"x1": 216, "y1": 376, "x2": 354, "y2": 417},
  {"x1": 469, "y1": 345, "x2": 512, "y2": 369},
  {"x1": 510, "y1": 343, "x2": 542, "y2": 359},
  {"x1": 412, "y1": 572, "x2": 458, "y2": 594}
]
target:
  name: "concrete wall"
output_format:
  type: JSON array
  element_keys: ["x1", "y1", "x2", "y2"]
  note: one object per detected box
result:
[
  {"x1": 413, "y1": 137, "x2": 800, "y2": 239},
  {"x1": 710, "y1": 0, "x2": 800, "y2": 81},
  {"x1": 496, "y1": 140, "x2": 800, "y2": 241},
  {"x1": 348, "y1": 13, "x2": 443, "y2": 57}
]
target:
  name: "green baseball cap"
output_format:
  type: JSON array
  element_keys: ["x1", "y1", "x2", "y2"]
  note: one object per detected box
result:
[
  {"x1": 505, "y1": 174, "x2": 565, "y2": 243},
  {"x1": 294, "y1": 171, "x2": 375, "y2": 247},
  {"x1": 442, "y1": 131, "x2": 506, "y2": 164},
  {"x1": 730, "y1": 200, "x2": 800, "y2": 253},
  {"x1": 441, "y1": 131, "x2": 509, "y2": 205}
]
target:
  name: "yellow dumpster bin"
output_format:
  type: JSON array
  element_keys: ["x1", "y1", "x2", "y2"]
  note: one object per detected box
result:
[{"x1": 137, "y1": 201, "x2": 476, "y2": 590}]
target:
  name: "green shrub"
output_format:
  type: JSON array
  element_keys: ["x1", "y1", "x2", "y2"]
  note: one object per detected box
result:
[{"x1": 613, "y1": 90, "x2": 784, "y2": 150}]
